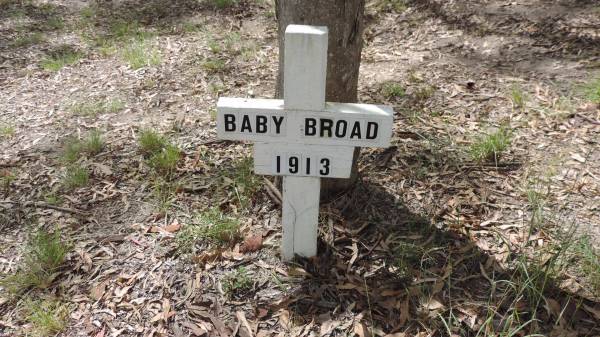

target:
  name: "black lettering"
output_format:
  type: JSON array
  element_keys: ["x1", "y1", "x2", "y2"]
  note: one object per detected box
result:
[
  {"x1": 272, "y1": 116, "x2": 284, "y2": 134},
  {"x1": 306, "y1": 157, "x2": 311, "y2": 175},
  {"x1": 240, "y1": 115, "x2": 252, "y2": 133},
  {"x1": 366, "y1": 122, "x2": 378, "y2": 140},
  {"x1": 224, "y1": 114, "x2": 236, "y2": 132},
  {"x1": 305, "y1": 118, "x2": 317, "y2": 136},
  {"x1": 289, "y1": 156, "x2": 298, "y2": 174},
  {"x1": 320, "y1": 119, "x2": 333, "y2": 137},
  {"x1": 320, "y1": 158, "x2": 330, "y2": 176},
  {"x1": 276, "y1": 155, "x2": 281, "y2": 173},
  {"x1": 335, "y1": 120, "x2": 348, "y2": 138},
  {"x1": 350, "y1": 121, "x2": 362, "y2": 139},
  {"x1": 256, "y1": 115, "x2": 268, "y2": 134}
]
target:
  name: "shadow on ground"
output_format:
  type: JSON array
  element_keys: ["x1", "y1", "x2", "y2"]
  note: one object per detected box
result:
[
  {"x1": 412, "y1": 0, "x2": 600, "y2": 52},
  {"x1": 284, "y1": 180, "x2": 599, "y2": 336}
]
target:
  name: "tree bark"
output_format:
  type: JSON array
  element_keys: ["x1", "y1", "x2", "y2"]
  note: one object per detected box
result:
[{"x1": 275, "y1": 0, "x2": 365, "y2": 199}]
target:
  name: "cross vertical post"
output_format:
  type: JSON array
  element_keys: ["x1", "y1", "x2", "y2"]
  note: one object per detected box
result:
[{"x1": 281, "y1": 25, "x2": 329, "y2": 260}]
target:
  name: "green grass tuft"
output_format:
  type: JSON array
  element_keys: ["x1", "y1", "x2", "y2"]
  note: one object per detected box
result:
[
  {"x1": 584, "y1": 78, "x2": 600, "y2": 104},
  {"x1": 79, "y1": 5, "x2": 96, "y2": 20},
  {"x1": 469, "y1": 127, "x2": 512, "y2": 163},
  {"x1": 391, "y1": 240, "x2": 435, "y2": 278},
  {"x1": 1, "y1": 170, "x2": 16, "y2": 192},
  {"x1": 201, "y1": 58, "x2": 226, "y2": 74},
  {"x1": 138, "y1": 129, "x2": 168, "y2": 156},
  {"x1": 381, "y1": 81, "x2": 405, "y2": 99},
  {"x1": 574, "y1": 236, "x2": 600, "y2": 293},
  {"x1": 10, "y1": 32, "x2": 44, "y2": 48},
  {"x1": 210, "y1": 0, "x2": 238, "y2": 8},
  {"x1": 44, "y1": 16, "x2": 64, "y2": 30},
  {"x1": 61, "y1": 138, "x2": 83, "y2": 164},
  {"x1": 222, "y1": 266, "x2": 252, "y2": 297},
  {"x1": 82, "y1": 130, "x2": 104, "y2": 156},
  {"x1": 222, "y1": 157, "x2": 261, "y2": 208},
  {"x1": 0, "y1": 229, "x2": 71, "y2": 296},
  {"x1": 43, "y1": 191, "x2": 63, "y2": 206},
  {"x1": 147, "y1": 144, "x2": 181, "y2": 175},
  {"x1": 207, "y1": 38, "x2": 222, "y2": 53},
  {"x1": 70, "y1": 98, "x2": 125, "y2": 117},
  {"x1": 208, "y1": 108, "x2": 217, "y2": 121},
  {"x1": 121, "y1": 40, "x2": 161, "y2": 70},
  {"x1": 413, "y1": 84, "x2": 435, "y2": 102},
  {"x1": 151, "y1": 178, "x2": 178, "y2": 212},
  {"x1": 24, "y1": 298, "x2": 70, "y2": 336},
  {"x1": 63, "y1": 164, "x2": 89, "y2": 189},
  {"x1": 176, "y1": 208, "x2": 240, "y2": 253},
  {"x1": 526, "y1": 181, "x2": 547, "y2": 235},
  {"x1": 0, "y1": 123, "x2": 16, "y2": 138},
  {"x1": 376, "y1": 0, "x2": 408, "y2": 13},
  {"x1": 41, "y1": 45, "x2": 83, "y2": 71},
  {"x1": 510, "y1": 84, "x2": 526, "y2": 110}
]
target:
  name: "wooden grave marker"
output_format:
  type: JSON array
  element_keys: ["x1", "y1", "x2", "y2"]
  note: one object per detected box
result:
[{"x1": 217, "y1": 24, "x2": 393, "y2": 260}]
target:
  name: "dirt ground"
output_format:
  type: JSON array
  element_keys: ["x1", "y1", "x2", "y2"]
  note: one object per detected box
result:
[{"x1": 1, "y1": 0, "x2": 599, "y2": 336}]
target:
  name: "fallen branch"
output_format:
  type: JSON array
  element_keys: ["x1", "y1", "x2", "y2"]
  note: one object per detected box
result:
[{"x1": 263, "y1": 178, "x2": 282, "y2": 205}]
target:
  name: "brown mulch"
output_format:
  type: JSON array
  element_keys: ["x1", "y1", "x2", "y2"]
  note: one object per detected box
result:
[{"x1": 1, "y1": 0, "x2": 599, "y2": 336}]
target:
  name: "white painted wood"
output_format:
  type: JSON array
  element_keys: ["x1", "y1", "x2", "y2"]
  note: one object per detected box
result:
[
  {"x1": 253, "y1": 143, "x2": 354, "y2": 178},
  {"x1": 282, "y1": 177, "x2": 320, "y2": 260},
  {"x1": 281, "y1": 25, "x2": 332, "y2": 260},
  {"x1": 283, "y1": 25, "x2": 328, "y2": 110},
  {"x1": 217, "y1": 97, "x2": 393, "y2": 147}
]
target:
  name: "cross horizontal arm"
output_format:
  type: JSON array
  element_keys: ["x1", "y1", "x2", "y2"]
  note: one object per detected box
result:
[{"x1": 216, "y1": 97, "x2": 394, "y2": 147}]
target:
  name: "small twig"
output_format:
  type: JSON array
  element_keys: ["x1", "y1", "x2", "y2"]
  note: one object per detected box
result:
[
  {"x1": 576, "y1": 113, "x2": 600, "y2": 125},
  {"x1": 1, "y1": 200, "x2": 90, "y2": 217},
  {"x1": 198, "y1": 139, "x2": 230, "y2": 146},
  {"x1": 181, "y1": 184, "x2": 209, "y2": 193},
  {"x1": 263, "y1": 177, "x2": 282, "y2": 205},
  {"x1": 460, "y1": 162, "x2": 522, "y2": 170},
  {"x1": 31, "y1": 202, "x2": 91, "y2": 216}
]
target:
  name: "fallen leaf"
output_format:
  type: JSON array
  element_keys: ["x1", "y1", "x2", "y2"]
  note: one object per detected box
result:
[
  {"x1": 236, "y1": 311, "x2": 254, "y2": 337},
  {"x1": 94, "y1": 326, "x2": 106, "y2": 337},
  {"x1": 192, "y1": 249, "x2": 223, "y2": 266},
  {"x1": 278, "y1": 309, "x2": 290, "y2": 329},
  {"x1": 319, "y1": 313, "x2": 341, "y2": 336},
  {"x1": 182, "y1": 321, "x2": 208, "y2": 336},
  {"x1": 164, "y1": 223, "x2": 182, "y2": 233},
  {"x1": 240, "y1": 234, "x2": 263, "y2": 253},
  {"x1": 353, "y1": 322, "x2": 372, "y2": 337},
  {"x1": 90, "y1": 280, "x2": 108, "y2": 301},
  {"x1": 210, "y1": 315, "x2": 229, "y2": 337},
  {"x1": 570, "y1": 153, "x2": 586, "y2": 163},
  {"x1": 257, "y1": 308, "x2": 269, "y2": 319},
  {"x1": 114, "y1": 285, "x2": 133, "y2": 298},
  {"x1": 399, "y1": 297, "x2": 409, "y2": 325},
  {"x1": 546, "y1": 298, "x2": 561, "y2": 318},
  {"x1": 423, "y1": 298, "x2": 445, "y2": 311}
]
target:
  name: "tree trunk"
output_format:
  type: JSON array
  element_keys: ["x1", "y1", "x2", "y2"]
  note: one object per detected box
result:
[{"x1": 275, "y1": 0, "x2": 366, "y2": 199}]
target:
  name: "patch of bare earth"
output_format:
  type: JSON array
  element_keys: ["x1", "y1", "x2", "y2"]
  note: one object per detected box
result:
[{"x1": 1, "y1": 0, "x2": 599, "y2": 336}]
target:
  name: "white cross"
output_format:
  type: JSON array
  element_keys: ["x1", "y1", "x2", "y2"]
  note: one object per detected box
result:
[{"x1": 216, "y1": 25, "x2": 393, "y2": 260}]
